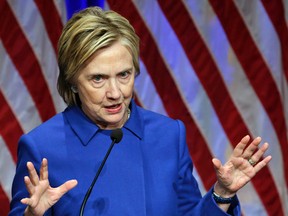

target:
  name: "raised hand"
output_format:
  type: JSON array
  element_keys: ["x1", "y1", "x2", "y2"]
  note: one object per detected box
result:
[
  {"x1": 212, "y1": 135, "x2": 272, "y2": 197},
  {"x1": 21, "y1": 158, "x2": 78, "y2": 216}
]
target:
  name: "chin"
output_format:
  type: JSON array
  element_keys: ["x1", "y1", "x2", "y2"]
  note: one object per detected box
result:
[{"x1": 105, "y1": 118, "x2": 123, "y2": 128}]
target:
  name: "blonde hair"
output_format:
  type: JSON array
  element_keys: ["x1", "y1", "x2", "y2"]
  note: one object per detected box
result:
[{"x1": 57, "y1": 6, "x2": 140, "y2": 106}]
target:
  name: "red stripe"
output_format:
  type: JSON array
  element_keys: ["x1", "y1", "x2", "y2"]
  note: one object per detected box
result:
[
  {"x1": 34, "y1": 0, "x2": 63, "y2": 54},
  {"x1": 0, "y1": 91, "x2": 24, "y2": 162},
  {"x1": 0, "y1": 1, "x2": 56, "y2": 122},
  {"x1": 0, "y1": 184, "x2": 10, "y2": 216},
  {"x1": 107, "y1": 0, "x2": 217, "y2": 189},
  {"x1": 261, "y1": 0, "x2": 288, "y2": 83},
  {"x1": 158, "y1": 1, "x2": 284, "y2": 215},
  {"x1": 210, "y1": 0, "x2": 288, "y2": 188}
]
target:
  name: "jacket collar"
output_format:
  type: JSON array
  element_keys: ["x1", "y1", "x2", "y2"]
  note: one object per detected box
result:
[
  {"x1": 123, "y1": 99, "x2": 143, "y2": 140},
  {"x1": 64, "y1": 99, "x2": 143, "y2": 146}
]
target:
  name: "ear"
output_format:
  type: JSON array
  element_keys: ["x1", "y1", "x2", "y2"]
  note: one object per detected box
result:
[{"x1": 71, "y1": 86, "x2": 78, "y2": 93}]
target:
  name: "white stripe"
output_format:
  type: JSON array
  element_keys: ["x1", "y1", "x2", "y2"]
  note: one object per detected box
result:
[
  {"x1": 0, "y1": 136, "x2": 16, "y2": 200},
  {"x1": 53, "y1": 0, "x2": 67, "y2": 25},
  {"x1": 104, "y1": 1, "x2": 110, "y2": 10},
  {"x1": 282, "y1": 0, "x2": 288, "y2": 25},
  {"x1": 8, "y1": 0, "x2": 66, "y2": 113},
  {"x1": 0, "y1": 41, "x2": 42, "y2": 133},
  {"x1": 135, "y1": 61, "x2": 167, "y2": 115},
  {"x1": 192, "y1": 166, "x2": 207, "y2": 196}
]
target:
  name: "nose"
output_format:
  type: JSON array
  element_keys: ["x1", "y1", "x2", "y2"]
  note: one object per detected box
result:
[{"x1": 106, "y1": 79, "x2": 121, "y2": 99}]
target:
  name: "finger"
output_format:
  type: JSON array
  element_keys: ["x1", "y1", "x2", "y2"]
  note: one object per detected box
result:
[
  {"x1": 212, "y1": 158, "x2": 222, "y2": 170},
  {"x1": 57, "y1": 180, "x2": 78, "y2": 197},
  {"x1": 242, "y1": 137, "x2": 262, "y2": 159},
  {"x1": 249, "y1": 142, "x2": 269, "y2": 164},
  {"x1": 23, "y1": 176, "x2": 35, "y2": 195},
  {"x1": 21, "y1": 197, "x2": 30, "y2": 205},
  {"x1": 21, "y1": 197, "x2": 36, "y2": 208},
  {"x1": 40, "y1": 158, "x2": 48, "y2": 180},
  {"x1": 253, "y1": 155, "x2": 272, "y2": 173},
  {"x1": 27, "y1": 162, "x2": 39, "y2": 185},
  {"x1": 232, "y1": 135, "x2": 250, "y2": 157}
]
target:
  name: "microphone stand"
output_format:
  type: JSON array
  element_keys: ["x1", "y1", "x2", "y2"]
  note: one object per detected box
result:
[{"x1": 79, "y1": 138, "x2": 117, "y2": 216}]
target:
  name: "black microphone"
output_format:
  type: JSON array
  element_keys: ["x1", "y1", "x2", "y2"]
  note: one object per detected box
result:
[{"x1": 79, "y1": 128, "x2": 123, "y2": 216}]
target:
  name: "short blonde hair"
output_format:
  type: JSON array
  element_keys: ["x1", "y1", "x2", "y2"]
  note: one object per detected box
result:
[{"x1": 57, "y1": 6, "x2": 140, "y2": 106}]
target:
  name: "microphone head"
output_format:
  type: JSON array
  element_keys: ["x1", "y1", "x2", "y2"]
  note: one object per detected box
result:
[{"x1": 110, "y1": 128, "x2": 123, "y2": 143}]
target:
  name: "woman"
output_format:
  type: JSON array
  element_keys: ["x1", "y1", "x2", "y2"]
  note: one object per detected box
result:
[{"x1": 9, "y1": 6, "x2": 271, "y2": 216}]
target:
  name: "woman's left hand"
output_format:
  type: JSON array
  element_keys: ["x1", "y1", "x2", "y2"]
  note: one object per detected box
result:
[{"x1": 212, "y1": 135, "x2": 272, "y2": 197}]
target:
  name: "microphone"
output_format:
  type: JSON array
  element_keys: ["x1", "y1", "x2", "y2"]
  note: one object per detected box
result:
[
  {"x1": 110, "y1": 128, "x2": 123, "y2": 144},
  {"x1": 79, "y1": 128, "x2": 123, "y2": 216}
]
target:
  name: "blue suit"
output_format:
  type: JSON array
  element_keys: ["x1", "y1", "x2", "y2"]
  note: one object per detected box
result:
[{"x1": 9, "y1": 100, "x2": 240, "y2": 215}]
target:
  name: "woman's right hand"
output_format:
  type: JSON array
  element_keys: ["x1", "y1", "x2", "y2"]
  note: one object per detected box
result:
[{"x1": 21, "y1": 158, "x2": 78, "y2": 216}]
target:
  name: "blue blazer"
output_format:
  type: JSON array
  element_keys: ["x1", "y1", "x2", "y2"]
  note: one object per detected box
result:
[{"x1": 9, "y1": 100, "x2": 240, "y2": 215}]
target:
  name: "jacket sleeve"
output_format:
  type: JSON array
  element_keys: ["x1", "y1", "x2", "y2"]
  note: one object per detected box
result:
[
  {"x1": 8, "y1": 134, "x2": 52, "y2": 216},
  {"x1": 175, "y1": 120, "x2": 241, "y2": 216}
]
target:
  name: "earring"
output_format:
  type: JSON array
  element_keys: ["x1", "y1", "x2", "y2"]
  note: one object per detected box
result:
[{"x1": 71, "y1": 86, "x2": 78, "y2": 93}]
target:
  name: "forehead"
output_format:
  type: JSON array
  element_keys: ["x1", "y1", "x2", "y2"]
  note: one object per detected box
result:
[{"x1": 82, "y1": 41, "x2": 134, "y2": 74}]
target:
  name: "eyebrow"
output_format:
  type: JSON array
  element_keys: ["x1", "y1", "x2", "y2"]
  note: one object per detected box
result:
[
  {"x1": 86, "y1": 67, "x2": 133, "y2": 77},
  {"x1": 117, "y1": 67, "x2": 133, "y2": 73}
]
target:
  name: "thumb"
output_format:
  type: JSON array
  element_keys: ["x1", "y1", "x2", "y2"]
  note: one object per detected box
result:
[
  {"x1": 212, "y1": 158, "x2": 222, "y2": 170},
  {"x1": 57, "y1": 179, "x2": 78, "y2": 196}
]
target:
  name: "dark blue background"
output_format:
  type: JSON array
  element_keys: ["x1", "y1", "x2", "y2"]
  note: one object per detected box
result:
[{"x1": 65, "y1": 0, "x2": 105, "y2": 19}]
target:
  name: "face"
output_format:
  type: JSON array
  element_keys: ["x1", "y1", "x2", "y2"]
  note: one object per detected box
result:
[{"x1": 74, "y1": 41, "x2": 135, "y2": 129}]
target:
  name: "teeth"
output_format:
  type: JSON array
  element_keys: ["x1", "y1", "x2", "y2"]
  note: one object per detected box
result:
[{"x1": 108, "y1": 104, "x2": 118, "y2": 108}]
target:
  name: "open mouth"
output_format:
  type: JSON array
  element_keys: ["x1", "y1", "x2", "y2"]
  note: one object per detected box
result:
[{"x1": 105, "y1": 104, "x2": 122, "y2": 113}]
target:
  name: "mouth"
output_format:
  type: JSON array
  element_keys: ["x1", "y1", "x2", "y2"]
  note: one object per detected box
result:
[{"x1": 105, "y1": 103, "x2": 122, "y2": 114}]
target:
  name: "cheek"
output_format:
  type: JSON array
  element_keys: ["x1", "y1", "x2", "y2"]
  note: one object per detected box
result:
[
  {"x1": 122, "y1": 85, "x2": 134, "y2": 98},
  {"x1": 122, "y1": 80, "x2": 135, "y2": 97},
  {"x1": 78, "y1": 87, "x2": 105, "y2": 104}
]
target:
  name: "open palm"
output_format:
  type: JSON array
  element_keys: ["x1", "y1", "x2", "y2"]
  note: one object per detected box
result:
[
  {"x1": 21, "y1": 158, "x2": 78, "y2": 216},
  {"x1": 212, "y1": 135, "x2": 272, "y2": 195}
]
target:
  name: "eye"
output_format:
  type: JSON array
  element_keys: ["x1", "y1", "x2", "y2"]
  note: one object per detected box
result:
[
  {"x1": 92, "y1": 75, "x2": 103, "y2": 82},
  {"x1": 118, "y1": 71, "x2": 130, "y2": 79}
]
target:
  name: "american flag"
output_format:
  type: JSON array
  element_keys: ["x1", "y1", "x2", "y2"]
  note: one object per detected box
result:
[{"x1": 0, "y1": 0, "x2": 287, "y2": 215}]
